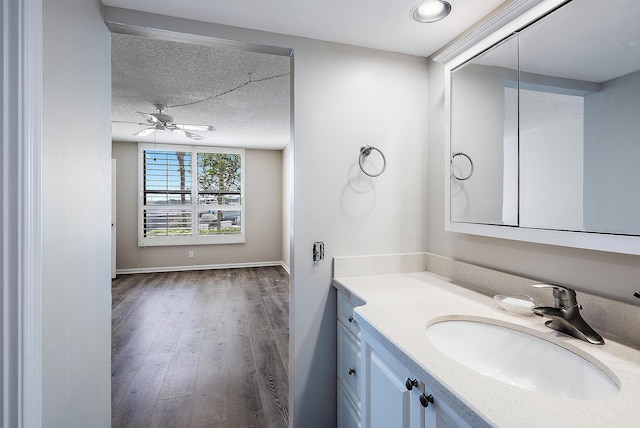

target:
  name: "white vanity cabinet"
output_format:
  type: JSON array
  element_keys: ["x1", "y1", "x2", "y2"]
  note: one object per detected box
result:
[
  {"x1": 360, "y1": 330, "x2": 470, "y2": 428},
  {"x1": 336, "y1": 289, "x2": 470, "y2": 428},
  {"x1": 337, "y1": 291, "x2": 362, "y2": 428}
]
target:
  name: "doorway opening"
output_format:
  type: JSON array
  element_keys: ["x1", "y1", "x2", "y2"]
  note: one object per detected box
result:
[{"x1": 109, "y1": 28, "x2": 293, "y2": 427}]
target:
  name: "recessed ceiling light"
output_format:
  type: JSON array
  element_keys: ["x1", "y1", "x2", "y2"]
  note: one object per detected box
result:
[{"x1": 412, "y1": 0, "x2": 452, "y2": 23}]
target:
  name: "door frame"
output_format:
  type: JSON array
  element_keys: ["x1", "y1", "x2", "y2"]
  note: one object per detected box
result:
[{"x1": 2, "y1": 0, "x2": 43, "y2": 426}]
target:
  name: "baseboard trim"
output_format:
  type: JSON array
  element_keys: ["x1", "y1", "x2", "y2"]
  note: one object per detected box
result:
[{"x1": 116, "y1": 261, "x2": 287, "y2": 275}]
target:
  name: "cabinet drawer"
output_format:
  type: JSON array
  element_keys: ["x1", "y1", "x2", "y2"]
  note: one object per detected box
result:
[
  {"x1": 337, "y1": 322, "x2": 361, "y2": 402},
  {"x1": 337, "y1": 291, "x2": 361, "y2": 338}
]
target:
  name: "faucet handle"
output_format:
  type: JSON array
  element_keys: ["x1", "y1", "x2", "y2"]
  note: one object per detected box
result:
[
  {"x1": 531, "y1": 283, "x2": 577, "y2": 308},
  {"x1": 531, "y1": 283, "x2": 572, "y2": 291}
]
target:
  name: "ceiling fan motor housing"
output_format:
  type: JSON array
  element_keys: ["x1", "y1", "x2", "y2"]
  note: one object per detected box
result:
[
  {"x1": 151, "y1": 103, "x2": 173, "y2": 124},
  {"x1": 152, "y1": 112, "x2": 174, "y2": 124}
]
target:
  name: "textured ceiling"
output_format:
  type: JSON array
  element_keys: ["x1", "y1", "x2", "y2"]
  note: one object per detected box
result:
[
  {"x1": 102, "y1": 0, "x2": 506, "y2": 57},
  {"x1": 111, "y1": 33, "x2": 291, "y2": 149}
]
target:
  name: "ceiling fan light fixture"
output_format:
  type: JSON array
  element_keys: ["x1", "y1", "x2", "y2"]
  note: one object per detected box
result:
[
  {"x1": 412, "y1": 0, "x2": 452, "y2": 23},
  {"x1": 129, "y1": 103, "x2": 215, "y2": 141}
]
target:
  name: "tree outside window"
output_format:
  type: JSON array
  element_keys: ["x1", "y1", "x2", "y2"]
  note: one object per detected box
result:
[{"x1": 197, "y1": 153, "x2": 242, "y2": 235}]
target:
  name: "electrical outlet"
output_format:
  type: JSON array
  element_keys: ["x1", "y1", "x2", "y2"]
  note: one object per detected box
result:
[
  {"x1": 188, "y1": 250, "x2": 194, "y2": 258},
  {"x1": 313, "y1": 241, "x2": 324, "y2": 263}
]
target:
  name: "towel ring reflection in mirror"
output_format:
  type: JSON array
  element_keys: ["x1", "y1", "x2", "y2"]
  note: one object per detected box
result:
[
  {"x1": 451, "y1": 151, "x2": 474, "y2": 181},
  {"x1": 359, "y1": 145, "x2": 386, "y2": 177}
]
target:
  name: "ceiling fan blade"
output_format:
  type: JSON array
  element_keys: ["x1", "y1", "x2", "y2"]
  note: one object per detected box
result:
[
  {"x1": 137, "y1": 111, "x2": 160, "y2": 124},
  {"x1": 112, "y1": 120, "x2": 149, "y2": 126},
  {"x1": 131, "y1": 106, "x2": 206, "y2": 140},
  {"x1": 175, "y1": 123, "x2": 215, "y2": 132},
  {"x1": 134, "y1": 127, "x2": 156, "y2": 137},
  {"x1": 176, "y1": 129, "x2": 204, "y2": 140}
]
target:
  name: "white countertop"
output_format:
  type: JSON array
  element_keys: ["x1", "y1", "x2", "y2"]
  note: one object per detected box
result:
[{"x1": 333, "y1": 271, "x2": 640, "y2": 427}]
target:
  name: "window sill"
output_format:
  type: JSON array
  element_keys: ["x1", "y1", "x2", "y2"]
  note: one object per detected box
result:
[{"x1": 138, "y1": 234, "x2": 245, "y2": 247}]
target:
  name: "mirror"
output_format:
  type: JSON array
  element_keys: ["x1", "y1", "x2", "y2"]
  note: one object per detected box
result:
[
  {"x1": 447, "y1": 0, "x2": 640, "y2": 253},
  {"x1": 450, "y1": 33, "x2": 518, "y2": 226}
]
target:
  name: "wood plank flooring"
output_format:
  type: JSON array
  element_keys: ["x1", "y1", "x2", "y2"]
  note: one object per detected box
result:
[{"x1": 111, "y1": 267, "x2": 289, "y2": 428}]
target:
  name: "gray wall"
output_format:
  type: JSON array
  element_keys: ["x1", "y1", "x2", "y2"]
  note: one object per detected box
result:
[
  {"x1": 584, "y1": 70, "x2": 640, "y2": 235},
  {"x1": 42, "y1": 0, "x2": 112, "y2": 425},
  {"x1": 112, "y1": 142, "x2": 283, "y2": 271},
  {"x1": 428, "y1": 58, "x2": 640, "y2": 305}
]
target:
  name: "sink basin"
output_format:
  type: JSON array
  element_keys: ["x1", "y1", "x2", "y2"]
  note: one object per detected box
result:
[{"x1": 426, "y1": 319, "x2": 619, "y2": 399}]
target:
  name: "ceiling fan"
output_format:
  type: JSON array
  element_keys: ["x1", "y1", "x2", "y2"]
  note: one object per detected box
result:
[{"x1": 122, "y1": 103, "x2": 215, "y2": 140}]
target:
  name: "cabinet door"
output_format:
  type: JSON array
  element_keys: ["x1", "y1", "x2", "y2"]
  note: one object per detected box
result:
[
  {"x1": 425, "y1": 391, "x2": 470, "y2": 428},
  {"x1": 368, "y1": 349, "x2": 412, "y2": 428},
  {"x1": 362, "y1": 332, "x2": 424, "y2": 428},
  {"x1": 338, "y1": 382, "x2": 361, "y2": 428}
]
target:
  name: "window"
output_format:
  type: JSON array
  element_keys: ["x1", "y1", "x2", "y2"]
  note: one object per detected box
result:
[{"x1": 138, "y1": 143, "x2": 245, "y2": 246}]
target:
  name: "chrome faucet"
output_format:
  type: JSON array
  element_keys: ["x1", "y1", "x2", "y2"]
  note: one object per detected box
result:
[{"x1": 531, "y1": 284, "x2": 604, "y2": 345}]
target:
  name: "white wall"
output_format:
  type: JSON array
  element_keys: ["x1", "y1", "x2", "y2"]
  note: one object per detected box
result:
[
  {"x1": 428, "y1": 58, "x2": 640, "y2": 305},
  {"x1": 112, "y1": 142, "x2": 283, "y2": 271},
  {"x1": 290, "y1": 41, "x2": 427, "y2": 426},
  {"x1": 42, "y1": 0, "x2": 112, "y2": 426},
  {"x1": 103, "y1": 8, "x2": 428, "y2": 426}
]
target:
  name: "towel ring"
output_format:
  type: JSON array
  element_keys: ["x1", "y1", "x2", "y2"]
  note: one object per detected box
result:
[
  {"x1": 359, "y1": 145, "x2": 386, "y2": 177},
  {"x1": 451, "y1": 152, "x2": 474, "y2": 181}
]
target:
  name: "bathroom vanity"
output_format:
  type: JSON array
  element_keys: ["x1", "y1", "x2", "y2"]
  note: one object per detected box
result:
[
  {"x1": 333, "y1": 254, "x2": 640, "y2": 427},
  {"x1": 338, "y1": 286, "x2": 470, "y2": 428}
]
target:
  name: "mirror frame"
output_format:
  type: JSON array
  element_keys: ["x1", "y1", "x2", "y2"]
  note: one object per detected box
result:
[{"x1": 443, "y1": 0, "x2": 640, "y2": 256}]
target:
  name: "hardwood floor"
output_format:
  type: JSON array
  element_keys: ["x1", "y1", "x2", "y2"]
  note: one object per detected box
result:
[{"x1": 111, "y1": 267, "x2": 289, "y2": 428}]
